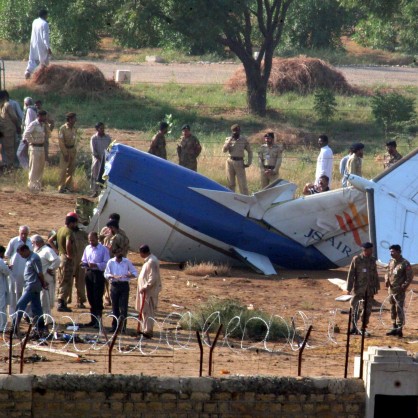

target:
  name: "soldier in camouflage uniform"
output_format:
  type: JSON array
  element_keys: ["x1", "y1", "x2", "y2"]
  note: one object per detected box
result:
[
  {"x1": 148, "y1": 121, "x2": 168, "y2": 160},
  {"x1": 346, "y1": 242, "x2": 380, "y2": 335},
  {"x1": 258, "y1": 132, "x2": 283, "y2": 188},
  {"x1": 71, "y1": 223, "x2": 88, "y2": 308},
  {"x1": 383, "y1": 140, "x2": 402, "y2": 170},
  {"x1": 177, "y1": 124, "x2": 202, "y2": 171},
  {"x1": 385, "y1": 244, "x2": 413, "y2": 337}
]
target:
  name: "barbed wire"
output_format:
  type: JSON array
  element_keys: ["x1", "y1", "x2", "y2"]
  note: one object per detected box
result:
[{"x1": 1, "y1": 289, "x2": 416, "y2": 357}]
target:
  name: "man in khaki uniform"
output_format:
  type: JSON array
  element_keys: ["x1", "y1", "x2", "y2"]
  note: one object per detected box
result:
[
  {"x1": 52, "y1": 215, "x2": 78, "y2": 312},
  {"x1": 58, "y1": 112, "x2": 78, "y2": 193},
  {"x1": 385, "y1": 244, "x2": 413, "y2": 338},
  {"x1": 346, "y1": 242, "x2": 380, "y2": 336},
  {"x1": 346, "y1": 142, "x2": 364, "y2": 186},
  {"x1": 177, "y1": 124, "x2": 202, "y2": 171},
  {"x1": 222, "y1": 124, "x2": 253, "y2": 195},
  {"x1": 22, "y1": 110, "x2": 48, "y2": 192},
  {"x1": 258, "y1": 131, "x2": 283, "y2": 188}
]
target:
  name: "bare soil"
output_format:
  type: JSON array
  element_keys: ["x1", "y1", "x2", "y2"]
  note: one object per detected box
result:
[{"x1": 0, "y1": 189, "x2": 417, "y2": 378}]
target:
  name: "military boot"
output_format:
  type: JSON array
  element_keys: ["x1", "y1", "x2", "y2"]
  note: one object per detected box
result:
[
  {"x1": 396, "y1": 326, "x2": 403, "y2": 338},
  {"x1": 386, "y1": 324, "x2": 398, "y2": 336}
]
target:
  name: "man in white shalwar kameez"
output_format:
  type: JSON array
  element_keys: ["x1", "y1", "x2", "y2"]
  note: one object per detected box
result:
[
  {"x1": 25, "y1": 9, "x2": 51, "y2": 79},
  {"x1": 5, "y1": 226, "x2": 32, "y2": 315},
  {"x1": 136, "y1": 245, "x2": 162, "y2": 338}
]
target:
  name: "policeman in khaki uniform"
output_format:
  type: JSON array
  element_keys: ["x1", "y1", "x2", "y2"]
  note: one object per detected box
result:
[
  {"x1": 222, "y1": 124, "x2": 253, "y2": 195},
  {"x1": 177, "y1": 124, "x2": 202, "y2": 171},
  {"x1": 385, "y1": 244, "x2": 413, "y2": 337},
  {"x1": 58, "y1": 112, "x2": 78, "y2": 193},
  {"x1": 346, "y1": 242, "x2": 380, "y2": 336},
  {"x1": 258, "y1": 131, "x2": 283, "y2": 188}
]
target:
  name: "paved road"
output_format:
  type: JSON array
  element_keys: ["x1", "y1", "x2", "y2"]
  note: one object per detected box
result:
[{"x1": 2, "y1": 59, "x2": 418, "y2": 88}]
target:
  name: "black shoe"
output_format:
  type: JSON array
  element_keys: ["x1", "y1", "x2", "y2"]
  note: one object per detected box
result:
[
  {"x1": 57, "y1": 305, "x2": 72, "y2": 312},
  {"x1": 386, "y1": 328, "x2": 399, "y2": 336},
  {"x1": 76, "y1": 303, "x2": 86, "y2": 309},
  {"x1": 397, "y1": 328, "x2": 403, "y2": 338},
  {"x1": 359, "y1": 330, "x2": 370, "y2": 337},
  {"x1": 349, "y1": 328, "x2": 359, "y2": 335}
]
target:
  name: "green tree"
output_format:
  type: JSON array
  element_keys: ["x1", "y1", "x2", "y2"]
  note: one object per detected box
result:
[
  {"x1": 371, "y1": 92, "x2": 416, "y2": 137},
  {"x1": 0, "y1": 0, "x2": 105, "y2": 55},
  {"x1": 340, "y1": 0, "x2": 418, "y2": 53},
  {"x1": 112, "y1": 0, "x2": 295, "y2": 116},
  {"x1": 282, "y1": 0, "x2": 352, "y2": 50}
]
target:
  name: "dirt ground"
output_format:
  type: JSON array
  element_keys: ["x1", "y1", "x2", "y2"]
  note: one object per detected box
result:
[{"x1": 0, "y1": 189, "x2": 418, "y2": 378}]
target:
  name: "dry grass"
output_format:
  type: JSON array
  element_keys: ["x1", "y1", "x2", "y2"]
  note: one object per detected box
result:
[
  {"x1": 226, "y1": 57, "x2": 354, "y2": 95},
  {"x1": 30, "y1": 64, "x2": 121, "y2": 96},
  {"x1": 184, "y1": 261, "x2": 231, "y2": 277}
]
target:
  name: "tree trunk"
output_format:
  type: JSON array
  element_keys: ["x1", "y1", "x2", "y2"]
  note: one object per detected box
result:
[{"x1": 242, "y1": 59, "x2": 268, "y2": 116}]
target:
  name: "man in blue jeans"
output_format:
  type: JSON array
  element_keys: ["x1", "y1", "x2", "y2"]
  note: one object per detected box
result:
[{"x1": 12, "y1": 244, "x2": 48, "y2": 335}]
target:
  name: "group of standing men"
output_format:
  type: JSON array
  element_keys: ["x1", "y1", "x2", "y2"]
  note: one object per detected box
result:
[{"x1": 0, "y1": 214, "x2": 162, "y2": 339}]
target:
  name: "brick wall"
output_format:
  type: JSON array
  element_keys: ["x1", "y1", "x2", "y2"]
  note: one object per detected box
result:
[{"x1": 0, "y1": 375, "x2": 365, "y2": 417}]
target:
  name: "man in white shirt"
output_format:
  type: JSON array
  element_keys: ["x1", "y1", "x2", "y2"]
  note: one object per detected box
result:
[
  {"x1": 135, "y1": 245, "x2": 162, "y2": 339},
  {"x1": 105, "y1": 248, "x2": 137, "y2": 333},
  {"x1": 5, "y1": 226, "x2": 32, "y2": 316},
  {"x1": 31, "y1": 235, "x2": 60, "y2": 319},
  {"x1": 315, "y1": 134, "x2": 333, "y2": 187},
  {"x1": 25, "y1": 9, "x2": 51, "y2": 79},
  {"x1": 81, "y1": 232, "x2": 109, "y2": 328}
]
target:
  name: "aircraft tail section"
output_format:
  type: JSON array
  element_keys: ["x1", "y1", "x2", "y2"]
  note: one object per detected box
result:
[{"x1": 349, "y1": 148, "x2": 418, "y2": 265}]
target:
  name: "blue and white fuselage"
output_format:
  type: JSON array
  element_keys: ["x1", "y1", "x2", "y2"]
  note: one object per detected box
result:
[{"x1": 88, "y1": 144, "x2": 418, "y2": 274}]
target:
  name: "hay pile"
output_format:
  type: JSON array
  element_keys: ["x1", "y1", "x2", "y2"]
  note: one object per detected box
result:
[
  {"x1": 30, "y1": 64, "x2": 120, "y2": 95},
  {"x1": 226, "y1": 57, "x2": 353, "y2": 95}
]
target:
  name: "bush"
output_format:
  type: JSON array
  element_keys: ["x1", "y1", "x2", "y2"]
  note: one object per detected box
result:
[
  {"x1": 180, "y1": 298, "x2": 290, "y2": 342},
  {"x1": 313, "y1": 88, "x2": 337, "y2": 121},
  {"x1": 371, "y1": 92, "x2": 416, "y2": 136}
]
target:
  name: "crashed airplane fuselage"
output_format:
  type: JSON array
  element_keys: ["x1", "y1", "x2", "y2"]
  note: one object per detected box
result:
[{"x1": 88, "y1": 144, "x2": 418, "y2": 274}]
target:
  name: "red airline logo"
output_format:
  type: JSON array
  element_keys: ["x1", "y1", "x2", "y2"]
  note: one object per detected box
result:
[{"x1": 335, "y1": 203, "x2": 368, "y2": 246}]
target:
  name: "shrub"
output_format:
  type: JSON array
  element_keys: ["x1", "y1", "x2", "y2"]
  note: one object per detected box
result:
[
  {"x1": 180, "y1": 298, "x2": 290, "y2": 342},
  {"x1": 313, "y1": 88, "x2": 337, "y2": 121},
  {"x1": 371, "y1": 92, "x2": 416, "y2": 136}
]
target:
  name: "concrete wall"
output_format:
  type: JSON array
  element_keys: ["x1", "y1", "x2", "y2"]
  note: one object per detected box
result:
[{"x1": 0, "y1": 375, "x2": 365, "y2": 417}]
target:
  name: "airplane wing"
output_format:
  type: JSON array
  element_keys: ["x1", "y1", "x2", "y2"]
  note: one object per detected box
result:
[{"x1": 190, "y1": 181, "x2": 296, "y2": 219}]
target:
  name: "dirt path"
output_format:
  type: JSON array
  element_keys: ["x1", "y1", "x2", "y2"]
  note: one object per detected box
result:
[{"x1": 3, "y1": 59, "x2": 418, "y2": 88}]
